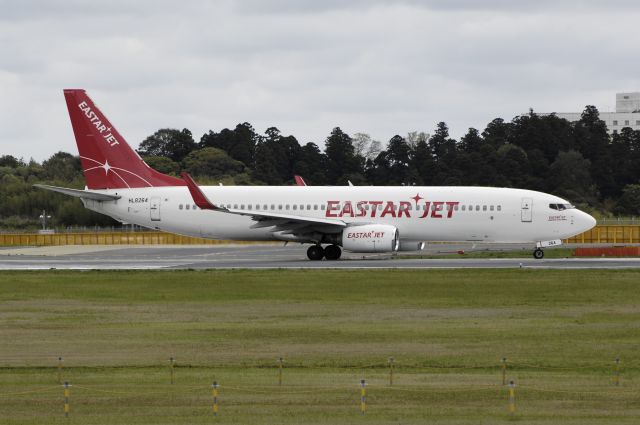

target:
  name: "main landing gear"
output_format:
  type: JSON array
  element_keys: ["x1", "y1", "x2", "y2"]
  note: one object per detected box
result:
[
  {"x1": 306, "y1": 244, "x2": 342, "y2": 261},
  {"x1": 533, "y1": 248, "x2": 544, "y2": 259}
]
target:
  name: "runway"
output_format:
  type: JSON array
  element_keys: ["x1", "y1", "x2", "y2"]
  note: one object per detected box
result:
[{"x1": 1, "y1": 244, "x2": 640, "y2": 270}]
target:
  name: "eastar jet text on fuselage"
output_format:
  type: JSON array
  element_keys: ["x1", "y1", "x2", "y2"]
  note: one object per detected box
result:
[{"x1": 35, "y1": 89, "x2": 597, "y2": 260}]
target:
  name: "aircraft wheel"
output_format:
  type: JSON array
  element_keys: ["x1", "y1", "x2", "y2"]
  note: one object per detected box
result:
[
  {"x1": 307, "y1": 245, "x2": 324, "y2": 261},
  {"x1": 533, "y1": 248, "x2": 544, "y2": 259},
  {"x1": 324, "y1": 244, "x2": 342, "y2": 260}
]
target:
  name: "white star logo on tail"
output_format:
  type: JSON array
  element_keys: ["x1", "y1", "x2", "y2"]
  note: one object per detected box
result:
[
  {"x1": 102, "y1": 160, "x2": 111, "y2": 175},
  {"x1": 80, "y1": 156, "x2": 153, "y2": 188}
]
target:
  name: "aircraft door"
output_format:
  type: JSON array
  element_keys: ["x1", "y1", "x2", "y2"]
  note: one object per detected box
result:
[
  {"x1": 521, "y1": 198, "x2": 532, "y2": 222},
  {"x1": 150, "y1": 197, "x2": 161, "y2": 221}
]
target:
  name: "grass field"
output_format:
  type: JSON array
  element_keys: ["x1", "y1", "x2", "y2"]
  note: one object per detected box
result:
[{"x1": 0, "y1": 269, "x2": 639, "y2": 424}]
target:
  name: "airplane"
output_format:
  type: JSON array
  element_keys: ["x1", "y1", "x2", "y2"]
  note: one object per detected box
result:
[{"x1": 35, "y1": 89, "x2": 596, "y2": 260}]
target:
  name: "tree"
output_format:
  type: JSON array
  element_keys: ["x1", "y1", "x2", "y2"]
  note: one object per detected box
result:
[
  {"x1": 41, "y1": 152, "x2": 82, "y2": 182},
  {"x1": 456, "y1": 128, "x2": 499, "y2": 186},
  {"x1": 199, "y1": 122, "x2": 258, "y2": 167},
  {"x1": 482, "y1": 118, "x2": 510, "y2": 149},
  {"x1": 408, "y1": 138, "x2": 435, "y2": 186},
  {"x1": 182, "y1": 147, "x2": 245, "y2": 178},
  {"x1": 406, "y1": 131, "x2": 429, "y2": 150},
  {"x1": 509, "y1": 111, "x2": 576, "y2": 165},
  {"x1": 573, "y1": 106, "x2": 613, "y2": 198},
  {"x1": 324, "y1": 127, "x2": 364, "y2": 185},
  {"x1": 548, "y1": 150, "x2": 598, "y2": 205},
  {"x1": 496, "y1": 144, "x2": 529, "y2": 188},
  {"x1": 429, "y1": 122, "x2": 450, "y2": 162},
  {"x1": 253, "y1": 127, "x2": 302, "y2": 184},
  {"x1": 615, "y1": 184, "x2": 640, "y2": 215},
  {"x1": 138, "y1": 128, "x2": 196, "y2": 163},
  {"x1": 143, "y1": 156, "x2": 180, "y2": 175},
  {"x1": 428, "y1": 122, "x2": 459, "y2": 184},
  {"x1": 385, "y1": 135, "x2": 413, "y2": 184},
  {"x1": 352, "y1": 133, "x2": 382, "y2": 161},
  {"x1": 459, "y1": 128, "x2": 482, "y2": 153},
  {"x1": 0, "y1": 155, "x2": 23, "y2": 168},
  {"x1": 293, "y1": 143, "x2": 328, "y2": 185}
]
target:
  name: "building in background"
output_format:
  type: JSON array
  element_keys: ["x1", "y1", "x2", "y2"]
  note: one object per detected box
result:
[{"x1": 544, "y1": 92, "x2": 640, "y2": 135}]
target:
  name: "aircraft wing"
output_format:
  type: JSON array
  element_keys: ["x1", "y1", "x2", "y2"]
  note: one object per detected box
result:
[
  {"x1": 181, "y1": 173, "x2": 346, "y2": 233},
  {"x1": 34, "y1": 184, "x2": 121, "y2": 201}
]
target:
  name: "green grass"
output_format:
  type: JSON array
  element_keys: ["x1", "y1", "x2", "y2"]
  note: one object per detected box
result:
[{"x1": 0, "y1": 269, "x2": 639, "y2": 424}]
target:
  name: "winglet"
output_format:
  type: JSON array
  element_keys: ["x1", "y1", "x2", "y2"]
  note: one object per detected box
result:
[
  {"x1": 294, "y1": 175, "x2": 307, "y2": 186},
  {"x1": 181, "y1": 172, "x2": 219, "y2": 210}
]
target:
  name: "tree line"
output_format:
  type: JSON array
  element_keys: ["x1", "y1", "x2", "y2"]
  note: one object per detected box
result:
[{"x1": 1, "y1": 106, "x2": 639, "y2": 229}]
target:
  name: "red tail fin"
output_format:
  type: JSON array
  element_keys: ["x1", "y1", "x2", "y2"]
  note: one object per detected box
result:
[
  {"x1": 294, "y1": 175, "x2": 307, "y2": 186},
  {"x1": 64, "y1": 89, "x2": 185, "y2": 189}
]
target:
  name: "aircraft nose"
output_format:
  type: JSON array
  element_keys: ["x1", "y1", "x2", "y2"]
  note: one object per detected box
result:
[{"x1": 579, "y1": 210, "x2": 597, "y2": 232}]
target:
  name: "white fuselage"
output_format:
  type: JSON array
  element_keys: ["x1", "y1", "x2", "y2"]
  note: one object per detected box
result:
[{"x1": 83, "y1": 185, "x2": 596, "y2": 246}]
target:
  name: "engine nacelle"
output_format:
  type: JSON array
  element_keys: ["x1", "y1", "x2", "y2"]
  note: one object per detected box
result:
[{"x1": 341, "y1": 224, "x2": 399, "y2": 253}]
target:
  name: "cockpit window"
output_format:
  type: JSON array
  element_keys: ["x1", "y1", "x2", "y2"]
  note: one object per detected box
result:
[{"x1": 549, "y1": 203, "x2": 575, "y2": 210}]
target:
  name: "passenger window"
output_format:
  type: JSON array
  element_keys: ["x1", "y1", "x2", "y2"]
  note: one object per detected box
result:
[
  {"x1": 454, "y1": 205, "x2": 458, "y2": 211},
  {"x1": 468, "y1": 205, "x2": 472, "y2": 211},
  {"x1": 293, "y1": 205, "x2": 297, "y2": 210},
  {"x1": 313, "y1": 205, "x2": 318, "y2": 210},
  {"x1": 300, "y1": 205, "x2": 304, "y2": 210},
  {"x1": 179, "y1": 204, "x2": 183, "y2": 210},
  {"x1": 248, "y1": 205, "x2": 252, "y2": 210},
  {"x1": 278, "y1": 205, "x2": 282, "y2": 210},
  {"x1": 490, "y1": 205, "x2": 494, "y2": 211},
  {"x1": 461, "y1": 205, "x2": 466, "y2": 211},
  {"x1": 193, "y1": 205, "x2": 197, "y2": 210},
  {"x1": 497, "y1": 205, "x2": 501, "y2": 211},
  {"x1": 475, "y1": 205, "x2": 480, "y2": 211},
  {"x1": 186, "y1": 204, "x2": 190, "y2": 210},
  {"x1": 264, "y1": 205, "x2": 268, "y2": 210},
  {"x1": 321, "y1": 205, "x2": 325, "y2": 210},
  {"x1": 307, "y1": 205, "x2": 311, "y2": 210},
  {"x1": 233, "y1": 204, "x2": 238, "y2": 209},
  {"x1": 286, "y1": 205, "x2": 290, "y2": 210},
  {"x1": 483, "y1": 205, "x2": 487, "y2": 211}
]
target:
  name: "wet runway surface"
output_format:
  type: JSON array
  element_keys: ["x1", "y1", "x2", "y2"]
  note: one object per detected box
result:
[{"x1": 1, "y1": 244, "x2": 640, "y2": 270}]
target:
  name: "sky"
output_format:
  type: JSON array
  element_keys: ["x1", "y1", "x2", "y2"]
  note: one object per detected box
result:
[{"x1": 2, "y1": 0, "x2": 640, "y2": 161}]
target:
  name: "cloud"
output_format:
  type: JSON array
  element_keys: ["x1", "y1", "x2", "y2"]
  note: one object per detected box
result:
[{"x1": 1, "y1": 0, "x2": 640, "y2": 160}]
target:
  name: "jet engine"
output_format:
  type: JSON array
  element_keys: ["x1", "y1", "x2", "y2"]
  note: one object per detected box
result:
[{"x1": 341, "y1": 224, "x2": 399, "y2": 253}]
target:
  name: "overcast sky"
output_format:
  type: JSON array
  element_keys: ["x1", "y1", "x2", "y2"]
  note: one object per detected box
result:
[{"x1": 2, "y1": 0, "x2": 640, "y2": 161}]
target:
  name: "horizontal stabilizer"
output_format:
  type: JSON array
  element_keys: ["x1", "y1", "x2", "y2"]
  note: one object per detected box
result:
[{"x1": 34, "y1": 184, "x2": 121, "y2": 201}]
